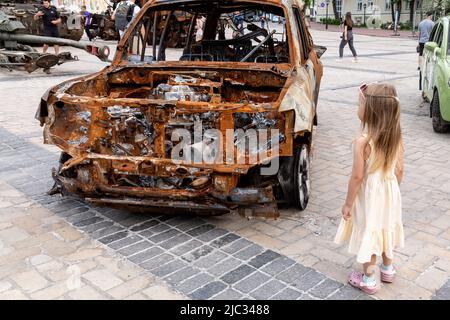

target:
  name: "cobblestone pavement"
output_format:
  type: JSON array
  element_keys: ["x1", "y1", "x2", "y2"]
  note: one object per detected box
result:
[
  {"x1": 309, "y1": 21, "x2": 416, "y2": 39},
  {"x1": 0, "y1": 29, "x2": 449, "y2": 300}
]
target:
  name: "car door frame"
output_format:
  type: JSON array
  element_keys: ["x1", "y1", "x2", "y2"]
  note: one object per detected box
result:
[{"x1": 423, "y1": 21, "x2": 443, "y2": 100}]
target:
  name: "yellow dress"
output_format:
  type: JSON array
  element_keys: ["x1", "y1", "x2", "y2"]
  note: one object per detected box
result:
[{"x1": 334, "y1": 139, "x2": 404, "y2": 264}]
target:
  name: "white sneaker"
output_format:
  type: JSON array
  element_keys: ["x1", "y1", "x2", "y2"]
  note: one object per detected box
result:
[
  {"x1": 352, "y1": 57, "x2": 358, "y2": 63},
  {"x1": 336, "y1": 58, "x2": 343, "y2": 62}
]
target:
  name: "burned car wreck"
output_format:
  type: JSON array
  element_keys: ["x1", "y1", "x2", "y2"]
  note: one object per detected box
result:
[{"x1": 36, "y1": 0, "x2": 325, "y2": 218}]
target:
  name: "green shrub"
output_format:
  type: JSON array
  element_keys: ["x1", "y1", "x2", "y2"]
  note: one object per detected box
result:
[{"x1": 319, "y1": 18, "x2": 341, "y2": 25}]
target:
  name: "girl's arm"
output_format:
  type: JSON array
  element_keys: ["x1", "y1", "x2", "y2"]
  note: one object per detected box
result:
[
  {"x1": 395, "y1": 146, "x2": 404, "y2": 185},
  {"x1": 342, "y1": 137, "x2": 366, "y2": 221},
  {"x1": 344, "y1": 25, "x2": 348, "y2": 41}
]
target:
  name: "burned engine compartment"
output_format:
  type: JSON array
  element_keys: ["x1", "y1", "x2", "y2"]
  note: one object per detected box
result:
[{"x1": 41, "y1": 66, "x2": 294, "y2": 216}]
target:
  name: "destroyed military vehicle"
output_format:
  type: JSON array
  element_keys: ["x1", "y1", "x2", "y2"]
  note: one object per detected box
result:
[{"x1": 36, "y1": 0, "x2": 325, "y2": 218}]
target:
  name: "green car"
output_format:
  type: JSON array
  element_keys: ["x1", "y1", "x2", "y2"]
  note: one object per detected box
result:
[{"x1": 422, "y1": 16, "x2": 450, "y2": 133}]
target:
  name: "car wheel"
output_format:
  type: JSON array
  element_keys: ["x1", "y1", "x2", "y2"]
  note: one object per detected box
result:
[
  {"x1": 293, "y1": 145, "x2": 311, "y2": 210},
  {"x1": 432, "y1": 92, "x2": 450, "y2": 133}
]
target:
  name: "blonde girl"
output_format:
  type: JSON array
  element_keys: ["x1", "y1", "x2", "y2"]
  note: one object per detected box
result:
[{"x1": 334, "y1": 83, "x2": 404, "y2": 295}]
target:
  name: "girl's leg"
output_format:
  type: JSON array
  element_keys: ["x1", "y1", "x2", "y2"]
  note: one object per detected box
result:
[
  {"x1": 363, "y1": 254, "x2": 377, "y2": 276},
  {"x1": 338, "y1": 39, "x2": 347, "y2": 58},
  {"x1": 348, "y1": 37, "x2": 357, "y2": 57},
  {"x1": 382, "y1": 252, "x2": 393, "y2": 267}
]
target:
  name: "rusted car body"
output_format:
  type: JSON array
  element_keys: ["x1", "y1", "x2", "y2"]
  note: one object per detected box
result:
[{"x1": 36, "y1": 0, "x2": 325, "y2": 218}]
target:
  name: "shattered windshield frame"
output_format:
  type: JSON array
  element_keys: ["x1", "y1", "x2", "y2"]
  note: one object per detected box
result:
[{"x1": 117, "y1": 1, "x2": 292, "y2": 65}]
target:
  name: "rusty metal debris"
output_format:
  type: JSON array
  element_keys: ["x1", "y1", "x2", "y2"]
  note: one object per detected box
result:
[{"x1": 37, "y1": 0, "x2": 326, "y2": 219}]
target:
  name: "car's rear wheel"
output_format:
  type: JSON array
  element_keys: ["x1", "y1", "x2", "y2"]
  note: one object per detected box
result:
[
  {"x1": 293, "y1": 145, "x2": 311, "y2": 210},
  {"x1": 432, "y1": 92, "x2": 450, "y2": 133}
]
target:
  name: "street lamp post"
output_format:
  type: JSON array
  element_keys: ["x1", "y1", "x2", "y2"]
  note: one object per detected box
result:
[
  {"x1": 363, "y1": 3, "x2": 367, "y2": 27},
  {"x1": 325, "y1": 0, "x2": 330, "y2": 30}
]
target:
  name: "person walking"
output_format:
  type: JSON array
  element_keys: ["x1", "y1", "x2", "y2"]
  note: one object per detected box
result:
[
  {"x1": 112, "y1": 0, "x2": 141, "y2": 40},
  {"x1": 34, "y1": 0, "x2": 61, "y2": 55},
  {"x1": 80, "y1": 5, "x2": 93, "y2": 41},
  {"x1": 334, "y1": 83, "x2": 404, "y2": 295},
  {"x1": 417, "y1": 11, "x2": 435, "y2": 70},
  {"x1": 337, "y1": 12, "x2": 358, "y2": 62}
]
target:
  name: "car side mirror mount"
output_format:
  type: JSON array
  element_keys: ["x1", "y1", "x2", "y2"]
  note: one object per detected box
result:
[{"x1": 425, "y1": 41, "x2": 438, "y2": 52}]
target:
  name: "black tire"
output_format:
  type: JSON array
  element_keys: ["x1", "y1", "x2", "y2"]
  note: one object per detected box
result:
[
  {"x1": 432, "y1": 92, "x2": 450, "y2": 133},
  {"x1": 293, "y1": 145, "x2": 311, "y2": 210}
]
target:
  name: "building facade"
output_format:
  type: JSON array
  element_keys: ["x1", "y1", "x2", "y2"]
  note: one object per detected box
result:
[
  {"x1": 312, "y1": 0, "x2": 419, "y2": 25},
  {"x1": 53, "y1": 0, "x2": 109, "y2": 13}
]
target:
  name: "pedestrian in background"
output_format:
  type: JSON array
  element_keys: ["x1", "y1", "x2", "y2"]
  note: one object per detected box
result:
[
  {"x1": 80, "y1": 5, "x2": 93, "y2": 41},
  {"x1": 334, "y1": 83, "x2": 404, "y2": 295},
  {"x1": 417, "y1": 11, "x2": 434, "y2": 70},
  {"x1": 33, "y1": 0, "x2": 61, "y2": 55},
  {"x1": 112, "y1": 0, "x2": 141, "y2": 40},
  {"x1": 337, "y1": 12, "x2": 358, "y2": 63}
]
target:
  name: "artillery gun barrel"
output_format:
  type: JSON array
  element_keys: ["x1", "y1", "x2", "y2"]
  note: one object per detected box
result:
[{"x1": 0, "y1": 33, "x2": 111, "y2": 61}]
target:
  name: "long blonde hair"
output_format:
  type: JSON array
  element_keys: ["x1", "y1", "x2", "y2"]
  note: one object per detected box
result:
[{"x1": 362, "y1": 83, "x2": 403, "y2": 174}]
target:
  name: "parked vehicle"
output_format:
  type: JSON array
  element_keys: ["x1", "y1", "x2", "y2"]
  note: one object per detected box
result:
[
  {"x1": 422, "y1": 16, "x2": 450, "y2": 133},
  {"x1": 36, "y1": 0, "x2": 326, "y2": 218}
]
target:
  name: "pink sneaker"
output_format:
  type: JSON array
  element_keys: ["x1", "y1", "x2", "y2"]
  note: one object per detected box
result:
[
  {"x1": 380, "y1": 265, "x2": 396, "y2": 283},
  {"x1": 348, "y1": 271, "x2": 378, "y2": 295}
]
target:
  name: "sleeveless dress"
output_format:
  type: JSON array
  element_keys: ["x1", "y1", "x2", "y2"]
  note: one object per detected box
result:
[{"x1": 334, "y1": 138, "x2": 404, "y2": 264}]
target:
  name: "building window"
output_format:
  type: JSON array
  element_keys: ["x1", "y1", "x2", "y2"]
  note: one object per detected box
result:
[
  {"x1": 357, "y1": 0, "x2": 363, "y2": 11},
  {"x1": 368, "y1": 0, "x2": 374, "y2": 11},
  {"x1": 385, "y1": 0, "x2": 391, "y2": 11},
  {"x1": 336, "y1": 0, "x2": 342, "y2": 17}
]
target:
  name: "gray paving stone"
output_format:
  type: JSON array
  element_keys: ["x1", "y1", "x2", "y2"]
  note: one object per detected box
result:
[
  {"x1": 128, "y1": 247, "x2": 164, "y2": 264},
  {"x1": 211, "y1": 233, "x2": 240, "y2": 249},
  {"x1": 170, "y1": 239, "x2": 203, "y2": 256},
  {"x1": 175, "y1": 218, "x2": 207, "y2": 232},
  {"x1": 233, "y1": 244, "x2": 264, "y2": 261},
  {"x1": 182, "y1": 245, "x2": 214, "y2": 262},
  {"x1": 163, "y1": 216, "x2": 192, "y2": 227},
  {"x1": 249, "y1": 279, "x2": 286, "y2": 300},
  {"x1": 102, "y1": 209, "x2": 135, "y2": 222},
  {"x1": 90, "y1": 225, "x2": 124, "y2": 239},
  {"x1": 140, "y1": 223, "x2": 171, "y2": 238},
  {"x1": 79, "y1": 220, "x2": 114, "y2": 233},
  {"x1": 98, "y1": 231, "x2": 129, "y2": 244},
  {"x1": 212, "y1": 288, "x2": 244, "y2": 300},
  {"x1": 164, "y1": 266, "x2": 201, "y2": 286},
  {"x1": 108, "y1": 235, "x2": 144, "y2": 250},
  {"x1": 140, "y1": 253, "x2": 175, "y2": 271},
  {"x1": 220, "y1": 238, "x2": 253, "y2": 254},
  {"x1": 221, "y1": 265, "x2": 256, "y2": 284},
  {"x1": 176, "y1": 273, "x2": 215, "y2": 294},
  {"x1": 66, "y1": 211, "x2": 96, "y2": 224},
  {"x1": 73, "y1": 216, "x2": 104, "y2": 227},
  {"x1": 148, "y1": 229, "x2": 181, "y2": 244},
  {"x1": 189, "y1": 281, "x2": 228, "y2": 300},
  {"x1": 57, "y1": 206, "x2": 90, "y2": 217},
  {"x1": 291, "y1": 270, "x2": 326, "y2": 291},
  {"x1": 276, "y1": 263, "x2": 312, "y2": 284},
  {"x1": 118, "y1": 241, "x2": 153, "y2": 256},
  {"x1": 207, "y1": 257, "x2": 243, "y2": 277},
  {"x1": 248, "y1": 250, "x2": 282, "y2": 269},
  {"x1": 310, "y1": 279, "x2": 344, "y2": 299},
  {"x1": 130, "y1": 220, "x2": 160, "y2": 232},
  {"x1": 151, "y1": 259, "x2": 187, "y2": 278},
  {"x1": 160, "y1": 233, "x2": 192, "y2": 250},
  {"x1": 117, "y1": 216, "x2": 150, "y2": 227},
  {"x1": 328, "y1": 285, "x2": 362, "y2": 300},
  {"x1": 233, "y1": 271, "x2": 271, "y2": 294},
  {"x1": 186, "y1": 224, "x2": 216, "y2": 237},
  {"x1": 193, "y1": 250, "x2": 228, "y2": 269},
  {"x1": 271, "y1": 287, "x2": 303, "y2": 300},
  {"x1": 355, "y1": 294, "x2": 375, "y2": 300},
  {"x1": 260, "y1": 256, "x2": 296, "y2": 276},
  {"x1": 196, "y1": 228, "x2": 228, "y2": 242}
]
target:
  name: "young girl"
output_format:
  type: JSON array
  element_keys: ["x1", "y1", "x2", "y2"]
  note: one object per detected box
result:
[{"x1": 334, "y1": 83, "x2": 404, "y2": 295}]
